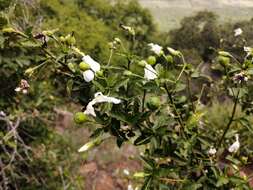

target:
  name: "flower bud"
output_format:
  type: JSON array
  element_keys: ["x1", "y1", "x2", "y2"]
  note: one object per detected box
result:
[
  {"x1": 166, "y1": 55, "x2": 173, "y2": 63},
  {"x1": 96, "y1": 70, "x2": 103, "y2": 77},
  {"x1": 218, "y1": 51, "x2": 231, "y2": 57},
  {"x1": 59, "y1": 36, "x2": 66, "y2": 42},
  {"x1": 147, "y1": 56, "x2": 156, "y2": 65},
  {"x1": 74, "y1": 112, "x2": 88, "y2": 124},
  {"x1": 123, "y1": 70, "x2": 133, "y2": 76},
  {"x1": 218, "y1": 55, "x2": 230, "y2": 66},
  {"x1": 79, "y1": 62, "x2": 90, "y2": 71},
  {"x1": 167, "y1": 47, "x2": 180, "y2": 56},
  {"x1": 137, "y1": 60, "x2": 146, "y2": 67}
]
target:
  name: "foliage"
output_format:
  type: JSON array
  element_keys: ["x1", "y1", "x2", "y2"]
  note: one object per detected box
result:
[{"x1": 5, "y1": 16, "x2": 253, "y2": 189}]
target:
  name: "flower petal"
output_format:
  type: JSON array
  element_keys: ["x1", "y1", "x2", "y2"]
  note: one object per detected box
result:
[
  {"x1": 83, "y1": 92, "x2": 121, "y2": 117},
  {"x1": 144, "y1": 64, "x2": 157, "y2": 80},
  {"x1": 82, "y1": 55, "x2": 100, "y2": 72},
  {"x1": 83, "y1": 70, "x2": 95, "y2": 82},
  {"x1": 234, "y1": 28, "x2": 243, "y2": 37},
  {"x1": 148, "y1": 43, "x2": 163, "y2": 55}
]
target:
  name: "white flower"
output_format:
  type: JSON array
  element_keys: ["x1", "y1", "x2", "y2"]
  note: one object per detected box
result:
[
  {"x1": 208, "y1": 147, "x2": 217, "y2": 155},
  {"x1": 83, "y1": 70, "x2": 94, "y2": 82},
  {"x1": 15, "y1": 79, "x2": 30, "y2": 94},
  {"x1": 244, "y1": 46, "x2": 252, "y2": 57},
  {"x1": 82, "y1": 55, "x2": 101, "y2": 82},
  {"x1": 123, "y1": 169, "x2": 130, "y2": 176},
  {"x1": 78, "y1": 141, "x2": 94, "y2": 152},
  {"x1": 128, "y1": 184, "x2": 134, "y2": 190},
  {"x1": 228, "y1": 134, "x2": 240, "y2": 153},
  {"x1": 82, "y1": 55, "x2": 100, "y2": 72},
  {"x1": 144, "y1": 63, "x2": 157, "y2": 80},
  {"x1": 148, "y1": 43, "x2": 163, "y2": 55},
  {"x1": 84, "y1": 92, "x2": 121, "y2": 117},
  {"x1": 234, "y1": 28, "x2": 243, "y2": 37}
]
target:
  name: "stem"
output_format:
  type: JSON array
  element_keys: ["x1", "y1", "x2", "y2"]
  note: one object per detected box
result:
[
  {"x1": 186, "y1": 73, "x2": 194, "y2": 112},
  {"x1": 142, "y1": 89, "x2": 146, "y2": 112},
  {"x1": 217, "y1": 89, "x2": 240, "y2": 147},
  {"x1": 164, "y1": 84, "x2": 184, "y2": 130},
  {"x1": 107, "y1": 49, "x2": 113, "y2": 66},
  {"x1": 176, "y1": 54, "x2": 187, "y2": 82}
]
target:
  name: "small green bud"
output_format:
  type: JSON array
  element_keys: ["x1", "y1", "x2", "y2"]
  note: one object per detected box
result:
[
  {"x1": 59, "y1": 36, "x2": 66, "y2": 42},
  {"x1": 218, "y1": 51, "x2": 231, "y2": 57},
  {"x1": 138, "y1": 60, "x2": 147, "y2": 67},
  {"x1": 96, "y1": 70, "x2": 103, "y2": 77},
  {"x1": 147, "y1": 56, "x2": 156, "y2": 65},
  {"x1": 74, "y1": 112, "x2": 88, "y2": 124},
  {"x1": 167, "y1": 47, "x2": 180, "y2": 56},
  {"x1": 218, "y1": 55, "x2": 230, "y2": 66},
  {"x1": 79, "y1": 62, "x2": 90, "y2": 71},
  {"x1": 147, "y1": 96, "x2": 161, "y2": 110},
  {"x1": 123, "y1": 70, "x2": 133, "y2": 76},
  {"x1": 68, "y1": 63, "x2": 76, "y2": 73},
  {"x1": 166, "y1": 55, "x2": 173, "y2": 63}
]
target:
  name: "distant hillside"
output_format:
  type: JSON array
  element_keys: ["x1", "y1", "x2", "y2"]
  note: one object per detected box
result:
[{"x1": 138, "y1": 0, "x2": 253, "y2": 31}]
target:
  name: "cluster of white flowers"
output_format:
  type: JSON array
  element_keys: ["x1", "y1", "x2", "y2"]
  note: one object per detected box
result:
[
  {"x1": 228, "y1": 134, "x2": 240, "y2": 153},
  {"x1": 82, "y1": 55, "x2": 101, "y2": 82},
  {"x1": 208, "y1": 147, "x2": 217, "y2": 155},
  {"x1": 83, "y1": 92, "x2": 121, "y2": 117}
]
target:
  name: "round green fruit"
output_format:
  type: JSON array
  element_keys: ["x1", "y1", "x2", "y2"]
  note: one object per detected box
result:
[
  {"x1": 79, "y1": 62, "x2": 90, "y2": 71},
  {"x1": 166, "y1": 55, "x2": 173, "y2": 63},
  {"x1": 147, "y1": 96, "x2": 161, "y2": 110},
  {"x1": 147, "y1": 56, "x2": 156, "y2": 65},
  {"x1": 218, "y1": 55, "x2": 230, "y2": 66},
  {"x1": 74, "y1": 112, "x2": 88, "y2": 124},
  {"x1": 67, "y1": 36, "x2": 76, "y2": 45},
  {"x1": 96, "y1": 70, "x2": 103, "y2": 77}
]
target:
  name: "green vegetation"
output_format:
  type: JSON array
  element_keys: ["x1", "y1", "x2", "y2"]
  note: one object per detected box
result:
[{"x1": 2, "y1": 0, "x2": 253, "y2": 189}]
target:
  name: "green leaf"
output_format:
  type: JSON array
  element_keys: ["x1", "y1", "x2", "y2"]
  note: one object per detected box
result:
[
  {"x1": 92, "y1": 80, "x2": 105, "y2": 92},
  {"x1": 66, "y1": 79, "x2": 73, "y2": 97},
  {"x1": 134, "y1": 134, "x2": 152, "y2": 146},
  {"x1": 216, "y1": 176, "x2": 229, "y2": 187},
  {"x1": 141, "y1": 176, "x2": 152, "y2": 190}
]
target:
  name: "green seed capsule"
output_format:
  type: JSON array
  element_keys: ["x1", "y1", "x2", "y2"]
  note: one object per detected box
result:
[
  {"x1": 138, "y1": 60, "x2": 147, "y2": 67},
  {"x1": 147, "y1": 56, "x2": 156, "y2": 65},
  {"x1": 96, "y1": 70, "x2": 103, "y2": 77},
  {"x1": 218, "y1": 55, "x2": 230, "y2": 66},
  {"x1": 146, "y1": 96, "x2": 161, "y2": 110},
  {"x1": 74, "y1": 112, "x2": 88, "y2": 124},
  {"x1": 79, "y1": 62, "x2": 90, "y2": 71},
  {"x1": 166, "y1": 55, "x2": 173, "y2": 63}
]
